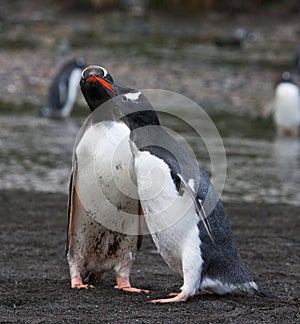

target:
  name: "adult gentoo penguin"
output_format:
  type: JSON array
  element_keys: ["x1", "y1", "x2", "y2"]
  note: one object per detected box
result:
[
  {"x1": 78, "y1": 65, "x2": 271, "y2": 303},
  {"x1": 66, "y1": 65, "x2": 148, "y2": 293},
  {"x1": 273, "y1": 71, "x2": 300, "y2": 137},
  {"x1": 40, "y1": 57, "x2": 86, "y2": 118}
]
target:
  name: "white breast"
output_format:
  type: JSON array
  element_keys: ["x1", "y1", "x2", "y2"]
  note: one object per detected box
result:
[
  {"x1": 75, "y1": 121, "x2": 139, "y2": 234},
  {"x1": 274, "y1": 83, "x2": 300, "y2": 128},
  {"x1": 134, "y1": 150, "x2": 202, "y2": 275}
]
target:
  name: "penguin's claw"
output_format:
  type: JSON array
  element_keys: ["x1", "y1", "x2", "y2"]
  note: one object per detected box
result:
[{"x1": 114, "y1": 285, "x2": 150, "y2": 293}]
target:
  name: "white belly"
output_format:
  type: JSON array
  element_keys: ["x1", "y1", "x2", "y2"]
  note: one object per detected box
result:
[
  {"x1": 134, "y1": 150, "x2": 202, "y2": 275},
  {"x1": 75, "y1": 120, "x2": 139, "y2": 235},
  {"x1": 274, "y1": 83, "x2": 300, "y2": 129}
]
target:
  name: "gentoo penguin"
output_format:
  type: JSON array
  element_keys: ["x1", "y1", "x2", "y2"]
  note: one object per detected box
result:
[
  {"x1": 80, "y1": 65, "x2": 271, "y2": 303},
  {"x1": 40, "y1": 57, "x2": 86, "y2": 118},
  {"x1": 273, "y1": 71, "x2": 300, "y2": 137},
  {"x1": 66, "y1": 65, "x2": 148, "y2": 293}
]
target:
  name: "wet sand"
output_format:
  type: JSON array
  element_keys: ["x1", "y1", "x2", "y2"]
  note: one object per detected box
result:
[{"x1": 0, "y1": 190, "x2": 299, "y2": 323}]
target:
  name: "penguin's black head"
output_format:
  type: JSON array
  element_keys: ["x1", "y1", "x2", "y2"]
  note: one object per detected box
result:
[
  {"x1": 274, "y1": 71, "x2": 295, "y2": 89},
  {"x1": 280, "y1": 71, "x2": 294, "y2": 83},
  {"x1": 80, "y1": 65, "x2": 116, "y2": 111}
]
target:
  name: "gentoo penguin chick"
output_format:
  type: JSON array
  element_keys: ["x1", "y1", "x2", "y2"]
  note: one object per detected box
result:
[
  {"x1": 83, "y1": 66, "x2": 271, "y2": 303},
  {"x1": 67, "y1": 65, "x2": 148, "y2": 293},
  {"x1": 40, "y1": 57, "x2": 86, "y2": 118},
  {"x1": 273, "y1": 72, "x2": 300, "y2": 137}
]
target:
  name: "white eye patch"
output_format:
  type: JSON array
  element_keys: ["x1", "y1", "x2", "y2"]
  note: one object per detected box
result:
[
  {"x1": 123, "y1": 91, "x2": 141, "y2": 102},
  {"x1": 99, "y1": 66, "x2": 108, "y2": 77}
]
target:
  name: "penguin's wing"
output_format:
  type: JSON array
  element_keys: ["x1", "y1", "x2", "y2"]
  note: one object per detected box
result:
[
  {"x1": 47, "y1": 74, "x2": 61, "y2": 109},
  {"x1": 66, "y1": 157, "x2": 77, "y2": 255},
  {"x1": 176, "y1": 173, "x2": 215, "y2": 243},
  {"x1": 58, "y1": 77, "x2": 68, "y2": 107}
]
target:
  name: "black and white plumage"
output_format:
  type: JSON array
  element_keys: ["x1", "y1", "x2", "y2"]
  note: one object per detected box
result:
[
  {"x1": 273, "y1": 72, "x2": 300, "y2": 137},
  {"x1": 127, "y1": 108, "x2": 270, "y2": 303},
  {"x1": 40, "y1": 58, "x2": 86, "y2": 118},
  {"x1": 76, "y1": 65, "x2": 271, "y2": 303},
  {"x1": 66, "y1": 66, "x2": 148, "y2": 293}
]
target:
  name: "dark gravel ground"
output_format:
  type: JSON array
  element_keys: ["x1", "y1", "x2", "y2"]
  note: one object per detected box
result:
[{"x1": 0, "y1": 190, "x2": 299, "y2": 323}]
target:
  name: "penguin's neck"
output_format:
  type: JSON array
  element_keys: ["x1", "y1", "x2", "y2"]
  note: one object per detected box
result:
[{"x1": 125, "y1": 110, "x2": 160, "y2": 130}]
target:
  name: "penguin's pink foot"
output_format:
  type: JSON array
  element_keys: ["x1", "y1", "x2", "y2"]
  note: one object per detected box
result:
[
  {"x1": 114, "y1": 286, "x2": 150, "y2": 293},
  {"x1": 72, "y1": 283, "x2": 95, "y2": 289},
  {"x1": 168, "y1": 289, "x2": 201, "y2": 297},
  {"x1": 71, "y1": 276, "x2": 94, "y2": 289},
  {"x1": 114, "y1": 276, "x2": 150, "y2": 294},
  {"x1": 168, "y1": 292, "x2": 180, "y2": 297},
  {"x1": 151, "y1": 292, "x2": 188, "y2": 303}
]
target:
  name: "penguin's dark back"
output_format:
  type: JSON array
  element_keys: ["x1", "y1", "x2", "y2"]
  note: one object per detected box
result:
[
  {"x1": 196, "y1": 167, "x2": 254, "y2": 285},
  {"x1": 197, "y1": 167, "x2": 233, "y2": 246}
]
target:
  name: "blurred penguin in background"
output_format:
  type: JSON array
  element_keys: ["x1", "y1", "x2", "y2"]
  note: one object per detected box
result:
[
  {"x1": 262, "y1": 71, "x2": 300, "y2": 137},
  {"x1": 273, "y1": 72, "x2": 300, "y2": 137},
  {"x1": 40, "y1": 57, "x2": 86, "y2": 118}
]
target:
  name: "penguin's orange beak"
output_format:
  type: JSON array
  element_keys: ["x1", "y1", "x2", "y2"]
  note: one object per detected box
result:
[{"x1": 86, "y1": 75, "x2": 117, "y2": 95}]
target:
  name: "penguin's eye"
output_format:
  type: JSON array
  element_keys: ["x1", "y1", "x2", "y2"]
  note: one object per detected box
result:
[{"x1": 122, "y1": 96, "x2": 128, "y2": 102}]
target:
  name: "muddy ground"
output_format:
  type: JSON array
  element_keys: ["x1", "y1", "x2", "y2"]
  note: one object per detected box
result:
[{"x1": 0, "y1": 190, "x2": 299, "y2": 323}]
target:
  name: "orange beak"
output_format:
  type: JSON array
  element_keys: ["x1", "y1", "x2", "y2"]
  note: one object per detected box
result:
[{"x1": 86, "y1": 75, "x2": 117, "y2": 95}]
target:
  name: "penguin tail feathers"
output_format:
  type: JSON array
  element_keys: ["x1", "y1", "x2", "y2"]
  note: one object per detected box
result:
[{"x1": 247, "y1": 281, "x2": 274, "y2": 298}]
